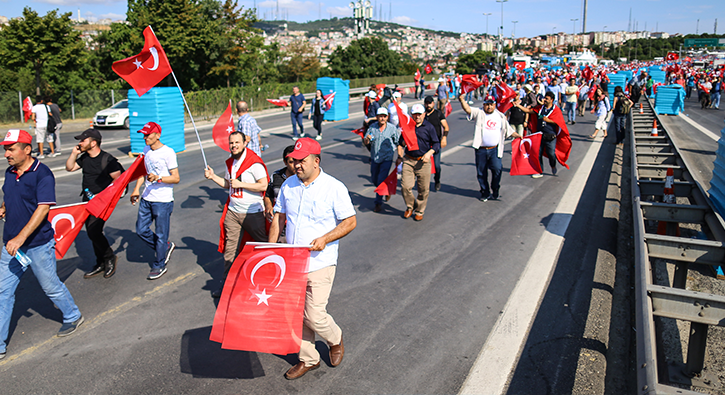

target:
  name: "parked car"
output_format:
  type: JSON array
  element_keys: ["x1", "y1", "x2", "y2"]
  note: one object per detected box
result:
[{"x1": 94, "y1": 99, "x2": 129, "y2": 128}]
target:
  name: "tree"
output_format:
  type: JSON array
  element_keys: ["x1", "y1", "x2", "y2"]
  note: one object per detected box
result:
[
  {"x1": 279, "y1": 39, "x2": 321, "y2": 82},
  {"x1": 208, "y1": 0, "x2": 263, "y2": 87},
  {"x1": 327, "y1": 37, "x2": 402, "y2": 79},
  {"x1": 0, "y1": 7, "x2": 86, "y2": 96},
  {"x1": 456, "y1": 50, "x2": 493, "y2": 74}
]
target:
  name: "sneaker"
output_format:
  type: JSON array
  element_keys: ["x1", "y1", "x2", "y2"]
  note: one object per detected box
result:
[
  {"x1": 37, "y1": 154, "x2": 45, "y2": 159},
  {"x1": 147, "y1": 266, "x2": 167, "y2": 280},
  {"x1": 299, "y1": 133, "x2": 306, "y2": 138},
  {"x1": 0, "y1": 351, "x2": 5, "y2": 360},
  {"x1": 531, "y1": 173, "x2": 544, "y2": 179},
  {"x1": 479, "y1": 191, "x2": 489, "y2": 202},
  {"x1": 292, "y1": 136, "x2": 300, "y2": 141},
  {"x1": 50, "y1": 152, "x2": 60, "y2": 157},
  {"x1": 315, "y1": 135, "x2": 322, "y2": 141},
  {"x1": 57, "y1": 316, "x2": 84, "y2": 337},
  {"x1": 164, "y1": 242, "x2": 176, "y2": 265},
  {"x1": 435, "y1": 182, "x2": 441, "y2": 191}
]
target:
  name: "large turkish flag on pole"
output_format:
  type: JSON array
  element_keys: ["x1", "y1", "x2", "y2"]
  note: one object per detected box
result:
[
  {"x1": 86, "y1": 155, "x2": 147, "y2": 221},
  {"x1": 212, "y1": 100, "x2": 235, "y2": 152},
  {"x1": 112, "y1": 26, "x2": 172, "y2": 97},
  {"x1": 210, "y1": 243, "x2": 311, "y2": 354},
  {"x1": 495, "y1": 81, "x2": 517, "y2": 113},
  {"x1": 510, "y1": 132, "x2": 543, "y2": 176},
  {"x1": 460, "y1": 75, "x2": 483, "y2": 94},
  {"x1": 49, "y1": 203, "x2": 89, "y2": 259}
]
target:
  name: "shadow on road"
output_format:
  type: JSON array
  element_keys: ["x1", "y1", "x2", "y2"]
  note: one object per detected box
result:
[{"x1": 180, "y1": 326, "x2": 266, "y2": 379}]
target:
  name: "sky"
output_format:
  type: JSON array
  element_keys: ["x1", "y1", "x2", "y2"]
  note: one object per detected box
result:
[{"x1": 1, "y1": 0, "x2": 721, "y2": 39}]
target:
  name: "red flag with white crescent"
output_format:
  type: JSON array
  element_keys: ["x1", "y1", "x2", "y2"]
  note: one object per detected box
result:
[
  {"x1": 460, "y1": 75, "x2": 483, "y2": 94},
  {"x1": 394, "y1": 100, "x2": 419, "y2": 151},
  {"x1": 666, "y1": 52, "x2": 679, "y2": 61},
  {"x1": 374, "y1": 168, "x2": 398, "y2": 196},
  {"x1": 495, "y1": 81, "x2": 517, "y2": 113},
  {"x1": 414, "y1": 69, "x2": 421, "y2": 80},
  {"x1": 526, "y1": 105, "x2": 571, "y2": 169},
  {"x1": 212, "y1": 100, "x2": 235, "y2": 152},
  {"x1": 86, "y1": 155, "x2": 147, "y2": 221},
  {"x1": 444, "y1": 100, "x2": 452, "y2": 118},
  {"x1": 266, "y1": 99, "x2": 288, "y2": 107},
  {"x1": 351, "y1": 128, "x2": 365, "y2": 138},
  {"x1": 425, "y1": 64, "x2": 433, "y2": 74},
  {"x1": 23, "y1": 97, "x2": 33, "y2": 122},
  {"x1": 323, "y1": 92, "x2": 335, "y2": 111},
  {"x1": 112, "y1": 26, "x2": 172, "y2": 97},
  {"x1": 210, "y1": 243, "x2": 310, "y2": 354},
  {"x1": 49, "y1": 203, "x2": 90, "y2": 259},
  {"x1": 510, "y1": 132, "x2": 543, "y2": 176}
]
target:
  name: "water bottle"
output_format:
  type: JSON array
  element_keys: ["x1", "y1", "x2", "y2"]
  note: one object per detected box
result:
[
  {"x1": 84, "y1": 188, "x2": 95, "y2": 200},
  {"x1": 15, "y1": 250, "x2": 31, "y2": 267}
]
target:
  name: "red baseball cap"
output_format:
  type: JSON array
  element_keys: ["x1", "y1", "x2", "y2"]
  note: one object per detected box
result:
[
  {"x1": 0, "y1": 129, "x2": 33, "y2": 145},
  {"x1": 287, "y1": 138, "x2": 321, "y2": 160},
  {"x1": 137, "y1": 121, "x2": 162, "y2": 135}
]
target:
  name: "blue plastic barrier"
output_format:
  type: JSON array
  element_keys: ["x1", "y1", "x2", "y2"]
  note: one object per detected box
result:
[
  {"x1": 606, "y1": 74, "x2": 628, "y2": 103},
  {"x1": 128, "y1": 87, "x2": 185, "y2": 154},
  {"x1": 654, "y1": 85, "x2": 685, "y2": 115},
  {"x1": 708, "y1": 124, "x2": 725, "y2": 220},
  {"x1": 617, "y1": 70, "x2": 633, "y2": 82},
  {"x1": 649, "y1": 70, "x2": 667, "y2": 85},
  {"x1": 316, "y1": 77, "x2": 349, "y2": 121}
]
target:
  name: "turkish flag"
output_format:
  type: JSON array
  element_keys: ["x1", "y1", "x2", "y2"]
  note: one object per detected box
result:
[
  {"x1": 582, "y1": 66, "x2": 593, "y2": 82},
  {"x1": 112, "y1": 26, "x2": 172, "y2": 97},
  {"x1": 374, "y1": 168, "x2": 398, "y2": 196},
  {"x1": 394, "y1": 100, "x2": 418, "y2": 151},
  {"x1": 212, "y1": 100, "x2": 235, "y2": 152},
  {"x1": 495, "y1": 81, "x2": 517, "y2": 113},
  {"x1": 666, "y1": 52, "x2": 679, "y2": 61},
  {"x1": 425, "y1": 64, "x2": 433, "y2": 74},
  {"x1": 210, "y1": 243, "x2": 310, "y2": 354},
  {"x1": 684, "y1": 56, "x2": 692, "y2": 63},
  {"x1": 266, "y1": 99, "x2": 288, "y2": 107},
  {"x1": 323, "y1": 92, "x2": 335, "y2": 111},
  {"x1": 444, "y1": 100, "x2": 452, "y2": 117},
  {"x1": 514, "y1": 62, "x2": 525, "y2": 71},
  {"x1": 510, "y1": 132, "x2": 543, "y2": 176},
  {"x1": 23, "y1": 97, "x2": 33, "y2": 122},
  {"x1": 351, "y1": 128, "x2": 365, "y2": 138},
  {"x1": 414, "y1": 69, "x2": 421, "y2": 80},
  {"x1": 49, "y1": 203, "x2": 90, "y2": 259},
  {"x1": 460, "y1": 75, "x2": 483, "y2": 94},
  {"x1": 526, "y1": 105, "x2": 571, "y2": 169},
  {"x1": 86, "y1": 155, "x2": 147, "y2": 221}
]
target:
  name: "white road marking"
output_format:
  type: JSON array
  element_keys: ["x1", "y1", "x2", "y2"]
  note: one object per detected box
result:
[
  {"x1": 678, "y1": 113, "x2": 721, "y2": 141},
  {"x1": 459, "y1": 137, "x2": 604, "y2": 395}
]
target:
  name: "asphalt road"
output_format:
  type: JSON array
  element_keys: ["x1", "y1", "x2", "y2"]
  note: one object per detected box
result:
[{"x1": 0, "y1": 96, "x2": 678, "y2": 394}]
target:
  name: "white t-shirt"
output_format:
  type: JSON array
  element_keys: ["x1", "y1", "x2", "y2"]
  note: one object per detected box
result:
[
  {"x1": 225, "y1": 151, "x2": 267, "y2": 214},
  {"x1": 469, "y1": 107, "x2": 504, "y2": 148},
  {"x1": 387, "y1": 101, "x2": 409, "y2": 127},
  {"x1": 142, "y1": 144, "x2": 178, "y2": 202},
  {"x1": 31, "y1": 104, "x2": 48, "y2": 128}
]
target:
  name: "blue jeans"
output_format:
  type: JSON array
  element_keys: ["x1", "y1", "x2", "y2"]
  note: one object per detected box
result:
[
  {"x1": 291, "y1": 111, "x2": 304, "y2": 136},
  {"x1": 433, "y1": 150, "x2": 442, "y2": 184},
  {"x1": 474, "y1": 147, "x2": 502, "y2": 197},
  {"x1": 0, "y1": 239, "x2": 81, "y2": 353},
  {"x1": 465, "y1": 91, "x2": 473, "y2": 102},
  {"x1": 711, "y1": 91, "x2": 721, "y2": 109},
  {"x1": 565, "y1": 102, "x2": 576, "y2": 123},
  {"x1": 614, "y1": 113, "x2": 627, "y2": 144},
  {"x1": 370, "y1": 160, "x2": 392, "y2": 205},
  {"x1": 136, "y1": 199, "x2": 174, "y2": 269},
  {"x1": 539, "y1": 137, "x2": 557, "y2": 172}
]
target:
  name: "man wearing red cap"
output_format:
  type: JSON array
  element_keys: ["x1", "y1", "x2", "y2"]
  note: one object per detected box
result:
[
  {"x1": 130, "y1": 122, "x2": 180, "y2": 280},
  {"x1": 0, "y1": 130, "x2": 84, "y2": 360},
  {"x1": 268, "y1": 138, "x2": 357, "y2": 380}
]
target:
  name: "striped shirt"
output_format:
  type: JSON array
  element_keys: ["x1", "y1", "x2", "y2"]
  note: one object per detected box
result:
[{"x1": 237, "y1": 113, "x2": 262, "y2": 156}]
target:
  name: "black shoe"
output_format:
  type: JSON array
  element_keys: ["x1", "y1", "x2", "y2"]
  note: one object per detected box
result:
[
  {"x1": 164, "y1": 242, "x2": 176, "y2": 265},
  {"x1": 83, "y1": 265, "x2": 104, "y2": 279},
  {"x1": 491, "y1": 194, "x2": 500, "y2": 200},
  {"x1": 435, "y1": 182, "x2": 441, "y2": 191},
  {"x1": 57, "y1": 316, "x2": 84, "y2": 337},
  {"x1": 552, "y1": 167, "x2": 558, "y2": 176},
  {"x1": 103, "y1": 255, "x2": 117, "y2": 278},
  {"x1": 479, "y1": 191, "x2": 490, "y2": 202}
]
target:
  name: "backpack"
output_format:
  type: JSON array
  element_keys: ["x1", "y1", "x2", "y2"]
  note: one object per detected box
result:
[
  {"x1": 99, "y1": 151, "x2": 128, "y2": 197},
  {"x1": 617, "y1": 93, "x2": 632, "y2": 114},
  {"x1": 45, "y1": 104, "x2": 57, "y2": 133}
]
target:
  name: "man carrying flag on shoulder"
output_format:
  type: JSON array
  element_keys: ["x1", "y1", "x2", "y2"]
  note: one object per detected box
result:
[
  {"x1": 64, "y1": 128, "x2": 123, "y2": 279},
  {"x1": 204, "y1": 131, "x2": 269, "y2": 298},
  {"x1": 268, "y1": 138, "x2": 356, "y2": 380},
  {"x1": 130, "y1": 122, "x2": 180, "y2": 280},
  {"x1": 458, "y1": 94, "x2": 521, "y2": 202},
  {"x1": 0, "y1": 130, "x2": 84, "y2": 360},
  {"x1": 514, "y1": 91, "x2": 572, "y2": 178}
]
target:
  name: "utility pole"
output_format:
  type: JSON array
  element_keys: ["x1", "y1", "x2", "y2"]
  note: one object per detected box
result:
[
  {"x1": 495, "y1": 0, "x2": 508, "y2": 63},
  {"x1": 715, "y1": 19, "x2": 718, "y2": 35},
  {"x1": 582, "y1": 0, "x2": 587, "y2": 33},
  {"x1": 483, "y1": 13, "x2": 492, "y2": 36},
  {"x1": 696, "y1": 19, "x2": 699, "y2": 34},
  {"x1": 512, "y1": 20, "x2": 518, "y2": 37},
  {"x1": 628, "y1": 8, "x2": 632, "y2": 32},
  {"x1": 571, "y1": 18, "x2": 578, "y2": 35}
]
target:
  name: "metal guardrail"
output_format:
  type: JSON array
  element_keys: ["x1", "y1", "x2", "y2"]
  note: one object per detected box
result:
[
  {"x1": 632, "y1": 99, "x2": 725, "y2": 394},
  {"x1": 276, "y1": 82, "x2": 421, "y2": 103}
]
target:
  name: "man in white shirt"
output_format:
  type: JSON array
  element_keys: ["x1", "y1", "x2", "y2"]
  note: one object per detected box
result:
[
  {"x1": 130, "y1": 122, "x2": 180, "y2": 280},
  {"x1": 458, "y1": 94, "x2": 520, "y2": 201},
  {"x1": 30, "y1": 97, "x2": 58, "y2": 158},
  {"x1": 204, "y1": 132, "x2": 268, "y2": 298},
  {"x1": 268, "y1": 138, "x2": 357, "y2": 380},
  {"x1": 387, "y1": 91, "x2": 408, "y2": 128}
]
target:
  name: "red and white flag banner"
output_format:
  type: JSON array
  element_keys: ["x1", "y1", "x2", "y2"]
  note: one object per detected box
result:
[
  {"x1": 112, "y1": 26, "x2": 172, "y2": 97},
  {"x1": 49, "y1": 203, "x2": 89, "y2": 259}
]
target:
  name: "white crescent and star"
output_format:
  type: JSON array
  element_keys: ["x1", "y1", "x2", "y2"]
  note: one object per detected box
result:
[
  {"x1": 148, "y1": 47, "x2": 160, "y2": 71},
  {"x1": 51, "y1": 213, "x2": 76, "y2": 242},
  {"x1": 249, "y1": 254, "x2": 287, "y2": 306},
  {"x1": 519, "y1": 138, "x2": 533, "y2": 159}
]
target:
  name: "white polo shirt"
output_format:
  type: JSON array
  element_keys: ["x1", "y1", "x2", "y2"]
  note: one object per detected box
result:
[
  {"x1": 273, "y1": 169, "x2": 356, "y2": 273},
  {"x1": 142, "y1": 144, "x2": 178, "y2": 202}
]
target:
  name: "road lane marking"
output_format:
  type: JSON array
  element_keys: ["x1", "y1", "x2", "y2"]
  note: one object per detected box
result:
[
  {"x1": 459, "y1": 137, "x2": 604, "y2": 395},
  {"x1": 678, "y1": 113, "x2": 720, "y2": 141}
]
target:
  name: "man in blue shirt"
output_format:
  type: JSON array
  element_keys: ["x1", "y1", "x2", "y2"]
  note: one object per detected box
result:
[
  {"x1": 289, "y1": 86, "x2": 306, "y2": 140},
  {"x1": 547, "y1": 77, "x2": 563, "y2": 107},
  {"x1": 396, "y1": 104, "x2": 439, "y2": 221},
  {"x1": 0, "y1": 129, "x2": 83, "y2": 360},
  {"x1": 364, "y1": 107, "x2": 401, "y2": 213}
]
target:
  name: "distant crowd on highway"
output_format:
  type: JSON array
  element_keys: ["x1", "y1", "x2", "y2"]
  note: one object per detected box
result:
[{"x1": 1, "y1": 55, "x2": 722, "y2": 378}]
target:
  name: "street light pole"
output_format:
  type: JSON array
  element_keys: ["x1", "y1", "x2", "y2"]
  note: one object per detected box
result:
[
  {"x1": 495, "y1": 0, "x2": 508, "y2": 63},
  {"x1": 512, "y1": 20, "x2": 518, "y2": 37},
  {"x1": 483, "y1": 13, "x2": 492, "y2": 37},
  {"x1": 571, "y1": 18, "x2": 578, "y2": 35}
]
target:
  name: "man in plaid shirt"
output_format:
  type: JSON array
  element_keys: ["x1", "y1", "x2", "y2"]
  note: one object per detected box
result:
[{"x1": 236, "y1": 101, "x2": 262, "y2": 156}]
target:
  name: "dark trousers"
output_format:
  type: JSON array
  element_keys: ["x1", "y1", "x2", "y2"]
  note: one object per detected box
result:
[
  {"x1": 312, "y1": 113, "x2": 324, "y2": 136},
  {"x1": 539, "y1": 137, "x2": 557, "y2": 172},
  {"x1": 614, "y1": 113, "x2": 626, "y2": 144},
  {"x1": 291, "y1": 112, "x2": 304, "y2": 136},
  {"x1": 474, "y1": 147, "x2": 502, "y2": 197},
  {"x1": 370, "y1": 160, "x2": 392, "y2": 205},
  {"x1": 85, "y1": 214, "x2": 115, "y2": 265},
  {"x1": 433, "y1": 150, "x2": 441, "y2": 184}
]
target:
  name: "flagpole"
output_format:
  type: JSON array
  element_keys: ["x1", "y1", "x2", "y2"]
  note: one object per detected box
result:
[{"x1": 148, "y1": 26, "x2": 208, "y2": 169}]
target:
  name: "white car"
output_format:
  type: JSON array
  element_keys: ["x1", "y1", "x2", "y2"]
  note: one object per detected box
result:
[{"x1": 94, "y1": 99, "x2": 129, "y2": 128}]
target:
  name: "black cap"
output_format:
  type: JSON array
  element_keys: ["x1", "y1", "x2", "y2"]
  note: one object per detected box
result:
[
  {"x1": 74, "y1": 128, "x2": 102, "y2": 143},
  {"x1": 423, "y1": 96, "x2": 434, "y2": 104}
]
